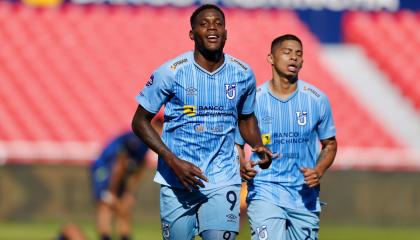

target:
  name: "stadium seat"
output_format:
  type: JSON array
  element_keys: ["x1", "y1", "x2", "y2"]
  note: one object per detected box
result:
[
  {"x1": 344, "y1": 11, "x2": 420, "y2": 112},
  {"x1": 0, "y1": 2, "x2": 402, "y2": 154}
]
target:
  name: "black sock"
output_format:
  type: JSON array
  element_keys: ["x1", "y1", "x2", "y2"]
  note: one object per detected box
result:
[{"x1": 101, "y1": 235, "x2": 111, "y2": 240}]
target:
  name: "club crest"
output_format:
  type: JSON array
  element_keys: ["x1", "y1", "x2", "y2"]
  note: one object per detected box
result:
[
  {"x1": 225, "y1": 84, "x2": 236, "y2": 100},
  {"x1": 296, "y1": 111, "x2": 308, "y2": 126},
  {"x1": 256, "y1": 225, "x2": 268, "y2": 240}
]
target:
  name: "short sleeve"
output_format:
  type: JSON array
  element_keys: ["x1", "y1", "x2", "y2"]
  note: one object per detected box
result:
[
  {"x1": 317, "y1": 95, "x2": 336, "y2": 140},
  {"x1": 238, "y1": 69, "x2": 256, "y2": 115},
  {"x1": 136, "y1": 67, "x2": 173, "y2": 114},
  {"x1": 234, "y1": 127, "x2": 246, "y2": 146}
]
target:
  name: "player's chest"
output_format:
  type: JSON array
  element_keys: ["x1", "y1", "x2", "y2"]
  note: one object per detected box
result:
[
  {"x1": 257, "y1": 100, "x2": 319, "y2": 134},
  {"x1": 172, "y1": 74, "x2": 245, "y2": 108}
]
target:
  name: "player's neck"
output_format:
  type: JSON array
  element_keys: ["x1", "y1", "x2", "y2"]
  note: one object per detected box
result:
[
  {"x1": 194, "y1": 49, "x2": 225, "y2": 73},
  {"x1": 269, "y1": 76, "x2": 298, "y2": 99}
]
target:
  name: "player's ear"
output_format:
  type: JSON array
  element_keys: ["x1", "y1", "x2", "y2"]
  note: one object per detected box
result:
[
  {"x1": 267, "y1": 53, "x2": 274, "y2": 65},
  {"x1": 300, "y1": 59, "x2": 304, "y2": 69},
  {"x1": 189, "y1": 30, "x2": 194, "y2": 40}
]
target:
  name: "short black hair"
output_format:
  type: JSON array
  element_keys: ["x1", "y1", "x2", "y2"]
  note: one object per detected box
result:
[
  {"x1": 190, "y1": 4, "x2": 225, "y2": 28},
  {"x1": 271, "y1": 34, "x2": 302, "y2": 53}
]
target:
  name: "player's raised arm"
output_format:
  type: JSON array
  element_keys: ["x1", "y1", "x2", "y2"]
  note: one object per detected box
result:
[
  {"x1": 131, "y1": 105, "x2": 208, "y2": 191},
  {"x1": 237, "y1": 113, "x2": 274, "y2": 169}
]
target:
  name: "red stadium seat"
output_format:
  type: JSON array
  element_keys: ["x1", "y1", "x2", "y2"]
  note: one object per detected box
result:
[
  {"x1": 0, "y1": 2, "x2": 401, "y2": 150},
  {"x1": 344, "y1": 11, "x2": 420, "y2": 112}
]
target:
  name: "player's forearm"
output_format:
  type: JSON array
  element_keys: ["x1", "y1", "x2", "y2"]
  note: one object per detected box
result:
[
  {"x1": 109, "y1": 155, "x2": 126, "y2": 195},
  {"x1": 131, "y1": 106, "x2": 177, "y2": 166},
  {"x1": 315, "y1": 137, "x2": 337, "y2": 177},
  {"x1": 238, "y1": 114, "x2": 264, "y2": 148}
]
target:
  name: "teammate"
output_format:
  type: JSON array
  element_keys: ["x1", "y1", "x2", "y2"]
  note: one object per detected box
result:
[
  {"x1": 236, "y1": 34, "x2": 338, "y2": 240},
  {"x1": 90, "y1": 125, "x2": 160, "y2": 240},
  {"x1": 131, "y1": 4, "x2": 274, "y2": 240}
]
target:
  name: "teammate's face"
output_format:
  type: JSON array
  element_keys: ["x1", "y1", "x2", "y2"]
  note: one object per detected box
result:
[
  {"x1": 268, "y1": 40, "x2": 303, "y2": 80},
  {"x1": 190, "y1": 8, "x2": 227, "y2": 53}
]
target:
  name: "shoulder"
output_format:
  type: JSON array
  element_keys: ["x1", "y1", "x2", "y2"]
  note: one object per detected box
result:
[
  {"x1": 225, "y1": 54, "x2": 253, "y2": 75},
  {"x1": 154, "y1": 51, "x2": 192, "y2": 78},
  {"x1": 256, "y1": 82, "x2": 269, "y2": 97},
  {"x1": 299, "y1": 80, "x2": 328, "y2": 101}
]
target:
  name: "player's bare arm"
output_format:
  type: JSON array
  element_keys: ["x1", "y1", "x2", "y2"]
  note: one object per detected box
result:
[
  {"x1": 238, "y1": 113, "x2": 274, "y2": 169},
  {"x1": 301, "y1": 136, "x2": 337, "y2": 188},
  {"x1": 106, "y1": 152, "x2": 128, "y2": 207},
  {"x1": 132, "y1": 105, "x2": 208, "y2": 191}
]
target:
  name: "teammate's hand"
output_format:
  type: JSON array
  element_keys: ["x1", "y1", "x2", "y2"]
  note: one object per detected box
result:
[
  {"x1": 240, "y1": 160, "x2": 258, "y2": 181},
  {"x1": 168, "y1": 157, "x2": 208, "y2": 191},
  {"x1": 251, "y1": 145, "x2": 277, "y2": 169},
  {"x1": 300, "y1": 167, "x2": 322, "y2": 188}
]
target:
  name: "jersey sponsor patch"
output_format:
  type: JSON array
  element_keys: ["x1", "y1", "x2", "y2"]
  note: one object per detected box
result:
[
  {"x1": 183, "y1": 105, "x2": 196, "y2": 116},
  {"x1": 170, "y1": 58, "x2": 188, "y2": 70},
  {"x1": 262, "y1": 134, "x2": 271, "y2": 145}
]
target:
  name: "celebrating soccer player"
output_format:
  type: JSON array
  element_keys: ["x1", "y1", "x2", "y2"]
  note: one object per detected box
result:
[
  {"x1": 236, "y1": 34, "x2": 338, "y2": 240},
  {"x1": 131, "y1": 4, "x2": 274, "y2": 240}
]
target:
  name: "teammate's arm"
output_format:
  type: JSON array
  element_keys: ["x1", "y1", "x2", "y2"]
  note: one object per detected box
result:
[
  {"x1": 238, "y1": 113, "x2": 274, "y2": 169},
  {"x1": 300, "y1": 137, "x2": 337, "y2": 188},
  {"x1": 131, "y1": 105, "x2": 208, "y2": 191},
  {"x1": 236, "y1": 144, "x2": 257, "y2": 180},
  {"x1": 106, "y1": 152, "x2": 128, "y2": 204}
]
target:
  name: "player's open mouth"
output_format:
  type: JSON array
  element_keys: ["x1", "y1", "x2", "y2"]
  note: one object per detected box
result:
[
  {"x1": 287, "y1": 64, "x2": 298, "y2": 72},
  {"x1": 207, "y1": 35, "x2": 219, "y2": 42}
]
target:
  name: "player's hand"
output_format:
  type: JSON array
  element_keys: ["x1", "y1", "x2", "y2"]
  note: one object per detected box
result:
[
  {"x1": 240, "y1": 160, "x2": 258, "y2": 181},
  {"x1": 300, "y1": 167, "x2": 322, "y2": 188},
  {"x1": 251, "y1": 145, "x2": 277, "y2": 169},
  {"x1": 168, "y1": 157, "x2": 208, "y2": 191}
]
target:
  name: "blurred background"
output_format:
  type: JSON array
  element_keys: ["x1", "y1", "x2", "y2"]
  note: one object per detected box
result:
[{"x1": 1, "y1": 0, "x2": 420, "y2": 239}]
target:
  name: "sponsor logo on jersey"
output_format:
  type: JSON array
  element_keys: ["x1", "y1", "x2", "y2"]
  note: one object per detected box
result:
[
  {"x1": 296, "y1": 111, "x2": 308, "y2": 126},
  {"x1": 170, "y1": 58, "x2": 188, "y2": 70},
  {"x1": 183, "y1": 105, "x2": 196, "y2": 116},
  {"x1": 225, "y1": 84, "x2": 236, "y2": 100},
  {"x1": 262, "y1": 134, "x2": 271, "y2": 145},
  {"x1": 146, "y1": 74, "x2": 154, "y2": 87},
  {"x1": 184, "y1": 105, "x2": 234, "y2": 117},
  {"x1": 230, "y1": 57, "x2": 248, "y2": 70},
  {"x1": 271, "y1": 132, "x2": 310, "y2": 144},
  {"x1": 303, "y1": 86, "x2": 320, "y2": 97},
  {"x1": 194, "y1": 123, "x2": 205, "y2": 132}
]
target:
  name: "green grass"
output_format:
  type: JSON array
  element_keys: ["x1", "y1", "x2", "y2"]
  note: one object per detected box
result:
[{"x1": 1, "y1": 221, "x2": 420, "y2": 240}]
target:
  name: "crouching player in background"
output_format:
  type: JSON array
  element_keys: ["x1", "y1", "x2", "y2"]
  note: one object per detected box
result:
[
  {"x1": 237, "y1": 34, "x2": 337, "y2": 240},
  {"x1": 91, "y1": 119, "x2": 162, "y2": 240}
]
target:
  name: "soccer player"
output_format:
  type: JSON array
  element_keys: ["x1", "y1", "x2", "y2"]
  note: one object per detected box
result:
[
  {"x1": 131, "y1": 4, "x2": 273, "y2": 240},
  {"x1": 236, "y1": 34, "x2": 338, "y2": 240},
  {"x1": 90, "y1": 127, "x2": 158, "y2": 240}
]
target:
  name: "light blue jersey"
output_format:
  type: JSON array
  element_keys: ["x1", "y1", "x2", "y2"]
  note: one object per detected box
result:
[
  {"x1": 137, "y1": 51, "x2": 256, "y2": 189},
  {"x1": 236, "y1": 80, "x2": 336, "y2": 212}
]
